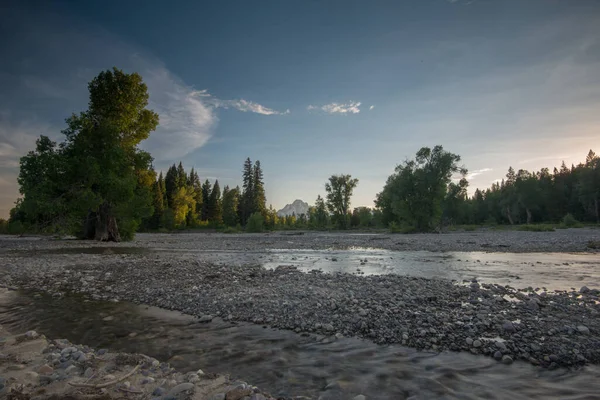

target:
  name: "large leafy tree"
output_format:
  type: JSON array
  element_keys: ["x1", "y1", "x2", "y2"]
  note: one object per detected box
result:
[
  {"x1": 325, "y1": 174, "x2": 359, "y2": 229},
  {"x1": 16, "y1": 67, "x2": 159, "y2": 241},
  {"x1": 376, "y1": 146, "x2": 464, "y2": 232}
]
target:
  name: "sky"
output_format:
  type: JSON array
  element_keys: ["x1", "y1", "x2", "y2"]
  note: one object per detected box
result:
[{"x1": 1, "y1": 0, "x2": 599, "y2": 218}]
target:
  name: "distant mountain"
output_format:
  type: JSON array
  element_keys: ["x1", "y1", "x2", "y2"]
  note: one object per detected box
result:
[{"x1": 277, "y1": 199, "x2": 309, "y2": 217}]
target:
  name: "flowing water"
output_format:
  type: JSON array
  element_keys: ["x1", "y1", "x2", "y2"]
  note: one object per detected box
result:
[{"x1": 1, "y1": 289, "x2": 600, "y2": 399}]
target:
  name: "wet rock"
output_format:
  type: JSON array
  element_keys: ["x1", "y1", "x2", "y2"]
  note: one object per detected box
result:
[
  {"x1": 465, "y1": 338, "x2": 473, "y2": 346},
  {"x1": 502, "y1": 355, "x2": 513, "y2": 365},
  {"x1": 493, "y1": 351, "x2": 503, "y2": 360},
  {"x1": 473, "y1": 340, "x2": 482, "y2": 348},
  {"x1": 199, "y1": 315, "x2": 213, "y2": 323},
  {"x1": 495, "y1": 341, "x2": 507, "y2": 351},
  {"x1": 25, "y1": 330, "x2": 39, "y2": 339},
  {"x1": 580, "y1": 286, "x2": 590, "y2": 294}
]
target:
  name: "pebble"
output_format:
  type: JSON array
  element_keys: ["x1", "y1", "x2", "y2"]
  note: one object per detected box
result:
[
  {"x1": 473, "y1": 340, "x2": 482, "y2": 348},
  {"x1": 577, "y1": 325, "x2": 590, "y2": 334},
  {"x1": 353, "y1": 396, "x2": 367, "y2": 400},
  {"x1": 102, "y1": 316, "x2": 114, "y2": 321},
  {"x1": 65, "y1": 365, "x2": 79, "y2": 375},
  {"x1": 97, "y1": 349, "x2": 108, "y2": 355},
  {"x1": 152, "y1": 387, "x2": 166, "y2": 396},
  {"x1": 84, "y1": 367, "x2": 94, "y2": 378},
  {"x1": 167, "y1": 382, "x2": 195, "y2": 396},
  {"x1": 502, "y1": 321, "x2": 516, "y2": 333},
  {"x1": 210, "y1": 394, "x2": 226, "y2": 400},
  {"x1": 493, "y1": 351, "x2": 503, "y2": 360},
  {"x1": 323, "y1": 323, "x2": 335, "y2": 332},
  {"x1": 465, "y1": 338, "x2": 473, "y2": 346}
]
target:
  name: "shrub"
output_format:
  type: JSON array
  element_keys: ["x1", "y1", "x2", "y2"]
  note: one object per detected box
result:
[
  {"x1": 587, "y1": 241, "x2": 600, "y2": 250},
  {"x1": 246, "y1": 213, "x2": 264, "y2": 233},
  {"x1": 562, "y1": 213, "x2": 579, "y2": 227}
]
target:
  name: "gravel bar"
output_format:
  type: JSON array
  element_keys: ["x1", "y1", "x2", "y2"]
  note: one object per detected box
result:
[{"x1": 1, "y1": 240, "x2": 599, "y2": 370}]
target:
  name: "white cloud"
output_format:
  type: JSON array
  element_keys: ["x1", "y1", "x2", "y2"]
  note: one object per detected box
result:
[
  {"x1": 202, "y1": 94, "x2": 290, "y2": 115},
  {"x1": 466, "y1": 168, "x2": 493, "y2": 180},
  {"x1": 307, "y1": 101, "x2": 362, "y2": 114},
  {"x1": 369, "y1": 105, "x2": 375, "y2": 110}
]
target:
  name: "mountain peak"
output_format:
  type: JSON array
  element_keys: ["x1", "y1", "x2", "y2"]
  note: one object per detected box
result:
[{"x1": 277, "y1": 199, "x2": 309, "y2": 217}]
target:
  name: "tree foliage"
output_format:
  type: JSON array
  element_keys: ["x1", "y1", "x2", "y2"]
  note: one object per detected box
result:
[
  {"x1": 376, "y1": 146, "x2": 465, "y2": 232},
  {"x1": 14, "y1": 67, "x2": 159, "y2": 241},
  {"x1": 325, "y1": 174, "x2": 359, "y2": 229}
]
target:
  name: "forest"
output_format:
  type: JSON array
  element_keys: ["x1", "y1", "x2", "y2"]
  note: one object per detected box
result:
[{"x1": 1, "y1": 68, "x2": 598, "y2": 239}]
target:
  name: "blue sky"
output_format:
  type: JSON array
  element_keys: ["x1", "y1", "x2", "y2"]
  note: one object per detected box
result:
[{"x1": 1, "y1": 0, "x2": 599, "y2": 218}]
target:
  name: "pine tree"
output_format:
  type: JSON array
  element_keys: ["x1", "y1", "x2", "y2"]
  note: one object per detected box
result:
[
  {"x1": 222, "y1": 185, "x2": 240, "y2": 227},
  {"x1": 151, "y1": 172, "x2": 165, "y2": 229},
  {"x1": 201, "y1": 179, "x2": 212, "y2": 221},
  {"x1": 208, "y1": 180, "x2": 223, "y2": 224},
  {"x1": 241, "y1": 157, "x2": 254, "y2": 225},
  {"x1": 253, "y1": 160, "x2": 267, "y2": 218},
  {"x1": 176, "y1": 162, "x2": 187, "y2": 189},
  {"x1": 164, "y1": 164, "x2": 178, "y2": 208}
]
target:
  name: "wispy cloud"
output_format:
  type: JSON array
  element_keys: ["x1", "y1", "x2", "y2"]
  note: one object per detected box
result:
[
  {"x1": 197, "y1": 91, "x2": 289, "y2": 115},
  {"x1": 369, "y1": 105, "x2": 375, "y2": 110},
  {"x1": 466, "y1": 168, "x2": 493, "y2": 180},
  {"x1": 308, "y1": 101, "x2": 362, "y2": 114}
]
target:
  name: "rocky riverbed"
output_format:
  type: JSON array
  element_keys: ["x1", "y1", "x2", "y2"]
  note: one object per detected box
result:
[
  {"x1": 1, "y1": 228, "x2": 599, "y2": 254},
  {"x1": 1, "y1": 232, "x2": 599, "y2": 371},
  {"x1": 0, "y1": 324, "x2": 275, "y2": 400}
]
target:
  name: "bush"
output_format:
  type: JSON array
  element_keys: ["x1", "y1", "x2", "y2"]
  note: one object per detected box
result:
[
  {"x1": 388, "y1": 221, "x2": 416, "y2": 234},
  {"x1": 222, "y1": 224, "x2": 242, "y2": 234},
  {"x1": 562, "y1": 213, "x2": 579, "y2": 227},
  {"x1": 588, "y1": 240, "x2": 600, "y2": 250},
  {"x1": 246, "y1": 213, "x2": 264, "y2": 233}
]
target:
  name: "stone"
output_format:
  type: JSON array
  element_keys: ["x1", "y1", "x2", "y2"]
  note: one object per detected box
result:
[
  {"x1": 502, "y1": 321, "x2": 516, "y2": 333},
  {"x1": 359, "y1": 309, "x2": 368, "y2": 317},
  {"x1": 102, "y1": 316, "x2": 114, "y2": 321},
  {"x1": 493, "y1": 351, "x2": 503, "y2": 360},
  {"x1": 465, "y1": 338, "x2": 474, "y2": 346},
  {"x1": 473, "y1": 340, "x2": 482, "y2": 348},
  {"x1": 84, "y1": 367, "x2": 94, "y2": 378},
  {"x1": 199, "y1": 315, "x2": 213, "y2": 323},
  {"x1": 225, "y1": 387, "x2": 252, "y2": 400},
  {"x1": 323, "y1": 323, "x2": 335, "y2": 332},
  {"x1": 151, "y1": 359, "x2": 160, "y2": 368},
  {"x1": 25, "y1": 330, "x2": 39, "y2": 339},
  {"x1": 580, "y1": 286, "x2": 590, "y2": 294},
  {"x1": 65, "y1": 365, "x2": 79, "y2": 375},
  {"x1": 61, "y1": 347, "x2": 76, "y2": 356},
  {"x1": 152, "y1": 387, "x2": 166, "y2": 396},
  {"x1": 97, "y1": 349, "x2": 108, "y2": 355},
  {"x1": 210, "y1": 394, "x2": 226, "y2": 400},
  {"x1": 188, "y1": 374, "x2": 200, "y2": 383},
  {"x1": 250, "y1": 394, "x2": 267, "y2": 400},
  {"x1": 501, "y1": 355, "x2": 513, "y2": 365},
  {"x1": 577, "y1": 325, "x2": 590, "y2": 334},
  {"x1": 196, "y1": 369, "x2": 205, "y2": 376},
  {"x1": 168, "y1": 382, "x2": 195, "y2": 396},
  {"x1": 25, "y1": 371, "x2": 39, "y2": 380},
  {"x1": 104, "y1": 375, "x2": 116, "y2": 381},
  {"x1": 495, "y1": 341, "x2": 507, "y2": 351},
  {"x1": 38, "y1": 365, "x2": 54, "y2": 375},
  {"x1": 142, "y1": 377, "x2": 155, "y2": 384},
  {"x1": 353, "y1": 396, "x2": 367, "y2": 400}
]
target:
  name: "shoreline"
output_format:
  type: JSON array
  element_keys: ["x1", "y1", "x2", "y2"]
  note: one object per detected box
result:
[{"x1": 0, "y1": 324, "x2": 276, "y2": 400}]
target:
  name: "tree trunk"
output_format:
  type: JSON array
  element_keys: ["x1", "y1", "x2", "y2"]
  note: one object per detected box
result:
[
  {"x1": 526, "y1": 208, "x2": 532, "y2": 224},
  {"x1": 83, "y1": 204, "x2": 120, "y2": 242},
  {"x1": 506, "y1": 206, "x2": 514, "y2": 225}
]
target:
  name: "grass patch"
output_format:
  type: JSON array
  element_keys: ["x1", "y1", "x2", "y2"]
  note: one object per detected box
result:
[{"x1": 517, "y1": 224, "x2": 556, "y2": 232}]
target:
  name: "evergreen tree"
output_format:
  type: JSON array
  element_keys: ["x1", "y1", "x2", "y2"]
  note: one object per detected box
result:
[
  {"x1": 207, "y1": 180, "x2": 223, "y2": 224},
  {"x1": 253, "y1": 160, "x2": 267, "y2": 218},
  {"x1": 201, "y1": 179, "x2": 211, "y2": 221},
  {"x1": 241, "y1": 157, "x2": 254, "y2": 225},
  {"x1": 222, "y1": 185, "x2": 240, "y2": 227},
  {"x1": 164, "y1": 164, "x2": 178, "y2": 208},
  {"x1": 176, "y1": 162, "x2": 187, "y2": 190},
  {"x1": 150, "y1": 171, "x2": 165, "y2": 229},
  {"x1": 188, "y1": 168, "x2": 203, "y2": 220}
]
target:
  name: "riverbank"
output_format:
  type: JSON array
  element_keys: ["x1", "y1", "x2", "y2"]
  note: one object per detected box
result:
[
  {"x1": 1, "y1": 227, "x2": 599, "y2": 253},
  {"x1": 1, "y1": 235, "x2": 599, "y2": 370},
  {"x1": 0, "y1": 324, "x2": 276, "y2": 400}
]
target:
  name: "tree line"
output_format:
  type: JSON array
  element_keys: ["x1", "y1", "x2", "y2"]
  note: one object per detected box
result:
[
  {"x1": 142, "y1": 158, "x2": 267, "y2": 231},
  {"x1": 2, "y1": 67, "x2": 598, "y2": 238}
]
